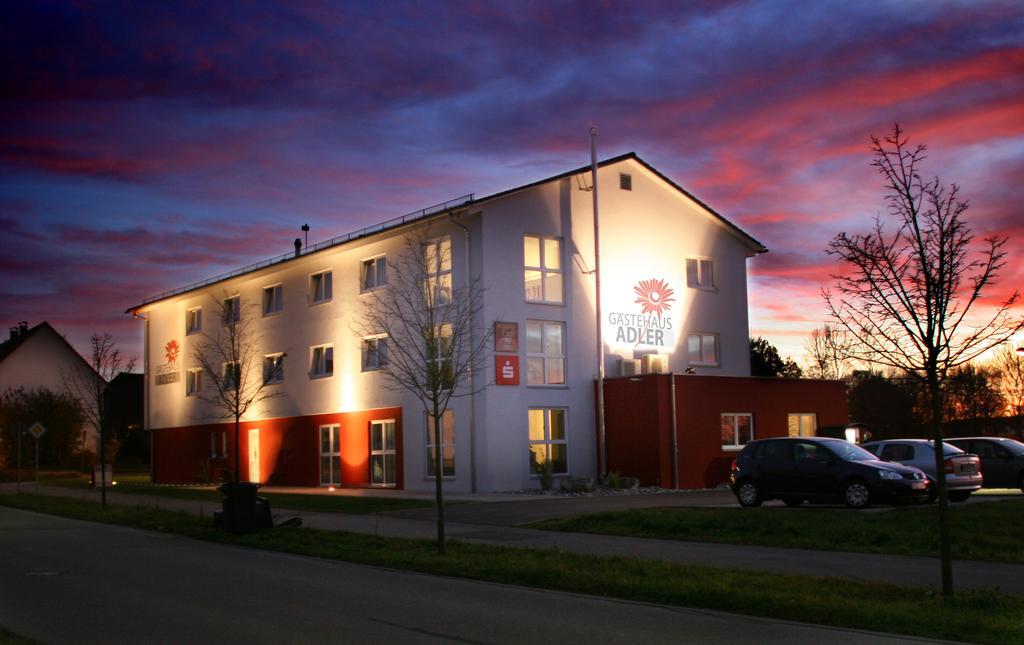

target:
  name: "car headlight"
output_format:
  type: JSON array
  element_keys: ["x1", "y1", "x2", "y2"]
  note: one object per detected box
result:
[{"x1": 877, "y1": 469, "x2": 903, "y2": 480}]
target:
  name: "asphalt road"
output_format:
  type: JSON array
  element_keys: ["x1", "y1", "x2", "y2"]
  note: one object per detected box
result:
[{"x1": 0, "y1": 507, "x2": 940, "y2": 645}]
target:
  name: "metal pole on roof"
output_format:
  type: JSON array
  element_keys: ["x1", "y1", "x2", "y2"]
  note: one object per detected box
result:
[{"x1": 591, "y1": 127, "x2": 606, "y2": 479}]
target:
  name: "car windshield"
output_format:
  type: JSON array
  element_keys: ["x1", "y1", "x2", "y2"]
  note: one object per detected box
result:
[{"x1": 828, "y1": 441, "x2": 878, "y2": 461}]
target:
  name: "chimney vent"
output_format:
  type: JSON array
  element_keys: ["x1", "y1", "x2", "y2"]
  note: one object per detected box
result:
[{"x1": 293, "y1": 238, "x2": 302, "y2": 257}]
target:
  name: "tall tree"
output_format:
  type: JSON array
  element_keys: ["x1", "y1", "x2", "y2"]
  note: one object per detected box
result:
[
  {"x1": 192, "y1": 297, "x2": 280, "y2": 483},
  {"x1": 354, "y1": 226, "x2": 491, "y2": 554},
  {"x1": 803, "y1": 324, "x2": 853, "y2": 380},
  {"x1": 0, "y1": 387, "x2": 86, "y2": 470},
  {"x1": 989, "y1": 343, "x2": 1024, "y2": 435},
  {"x1": 942, "y1": 363, "x2": 1004, "y2": 425},
  {"x1": 750, "y1": 337, "x2": 802, "y2": 378},
  {"x1": 824, "y1": 124, "x2": 1023, "y2": 596}
]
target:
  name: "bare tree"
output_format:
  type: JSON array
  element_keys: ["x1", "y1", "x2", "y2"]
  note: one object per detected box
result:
[
  {"x1": 802, "y1": 324, "x2": 853, "y2": 380},
  {"x1": 989, "y1": 343, "x2": 1024, "y2": 435},
  {"x1": 354, "y1": 226, "x2": 491, "y2": 553},
  {"x1": 192, "y1": 296, "x2": 280, "y2": 483},
  {"x1": 824, "y1": 124, "x2": 1023, "y2": 596},
  {"x1": 63, "y1": 333, "x2": 135, "y2": 507}
]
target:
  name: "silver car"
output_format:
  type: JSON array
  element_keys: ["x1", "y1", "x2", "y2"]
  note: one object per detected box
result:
[{"x1": 861, "y1": 439, "x2": 982, "y2": 502}]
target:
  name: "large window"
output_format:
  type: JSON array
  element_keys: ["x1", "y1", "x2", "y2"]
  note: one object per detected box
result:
[
  {"x1": 263, "y1": 353, "x2": 284, "y2": 384},
  {"x1": 686, "y1": 257, "x2": 714, "y2": 290},
  {"x1": 310, "y1": 344, "x2": 334, "y2": 378},
  {"x1": 320, "y1": 425, "x2": 341, "y2": 486},
  {"x1": 425, "y1": 410, "x2": 455, "y2": 478},
  {"x1": 186, "y1": 307, "x2": 202, "y2": 335},
  {"x1": 263, "y1": 284, "x2": 283, "y2": 316},
  {"x1": 361, "y1": 256, "x2": 387, "y2": 292},
  {"x1": 222, "y1": 295, "x2": 240, "y2": 325},
  {"x1": 222, "y1": 361, "x2": 240, "y2": 389},
  {"x1": 370, "y1": 420, "x2": 397, "y2": 487},
  {"x1": 528, "y1": 408, "x2": 568, "y2": 475},
  {"x1": 362, "y1": 336, "x2": 388, "y2": 371},
  {"x1": 687, "y1": 333, "x2": 719, "y2": 366},
  {"x1": 788, "y1": 413, "x2": 816, "y2": 437},
  {"x1": 523, "y1": 235, "x2": 563, "y2": 303},
  {"x1": 311, "y1": 270, "x2": 333, "y2": 304},
  {"x1": 526, "y1": 321, "x2": 565, "y2": 385},
  {"x1": 721, "y1": 413, "x2": 753, "y2": 450},
  {"x1": 424, "y1": 237, "x2": 452, "y2": 306},
  {"x1": 426, "y1": 324, "x2": 453, "y2": 388},
  {"x1": 186, "y1": 368, "x2": 202, "y2": 396}
]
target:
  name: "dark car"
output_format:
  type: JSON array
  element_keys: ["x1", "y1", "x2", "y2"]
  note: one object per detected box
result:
[
  {"x1": 729, "y1": 437, "x2": 930, "y2": 509},
  {"x1": 946, "y1": 437, "x2": 1024, "y2": 492}
]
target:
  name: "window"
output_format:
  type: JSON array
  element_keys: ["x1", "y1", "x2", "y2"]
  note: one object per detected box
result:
[
  {"x1": 311, "y1": 271, "x2": 333, "y2": 304},
  {"x1": 686, "y1": 257, "x2": 714, "y2": 289},
  {"x1": 619, "y1": 173, "x2": 632, "y2": 191},
  {"x1": 528, "y1": 408, "x2": 568, "y2": 475},
  {"x1": 310, "y1": 345, "x2": 334, "y2": 378},
  {"x1": 222, "y1": 296, "x2": 240, "y2": 325},
  {"x1": 263, "y1": 353, "x2": 284, "y2": 384},
  {"x1": 370, "y1": 420, "x2": 397, "y2": 487},
  {"x1": 526, "y1": 321, "x2": 566, "y2": 385},
  {"x1": 210, "y1": 432, "x2": 217, "y2": 459},
  {"x1": 687, "y1": 333, "x2": 719, "y2": 366},
  {"x1": 721, "y1": 413, "x2": 753, "y2": 450},
  {"x1": 426, "y1": 324, "x2": 453, "y2": 388},
  {"x1": 425, "y1": 410, "x2": 455, "y2": 478},
  {"x1": 424, "y1": 238, "x2": 452, "y2": 306},
  {"x1": 209, "y1": 432, "x2": 226, "y2": 459},
  {"x1": 222, "y1": 361, "x2": 240, "y2": 390},
  {"x1": 186, "y1": 368, "x2": 202, "y2": 396},
  {"x1": 319, "y1": 425, "x2": 341, "y2": 486},
  {"x1": 880, "y1": 443, "x2": 914, "y2": 461},
  {"x1": 361, "y1": 256, "x2": 387, "y2": 292},
  {"x1": 186, "y1": 307, "x2": 202, "y2": 335},
  {"x1": 523, "y1": 235, "x2": 563, "y2": 304},
  {"x1": 362, "y1": 336, "x2": 388, "y2": 371},
  {"x1": 787, "y1": 413, "x2": 816, "y2": 438},
  {"x1": 262, "y1": 284, "x2": 283, "y2": 316}
]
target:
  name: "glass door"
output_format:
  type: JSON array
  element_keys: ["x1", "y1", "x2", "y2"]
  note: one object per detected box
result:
[
  {"x1": 370, "y1": 420, "x2": 396, "y2": 487},
  {"x1": 320, "y1": 425, "x2": 341, "y2": 486}
]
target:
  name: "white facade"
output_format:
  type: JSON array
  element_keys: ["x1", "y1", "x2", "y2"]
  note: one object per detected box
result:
[{"x1": 133, "y1": 154, "x2": 764, "y2": 492}]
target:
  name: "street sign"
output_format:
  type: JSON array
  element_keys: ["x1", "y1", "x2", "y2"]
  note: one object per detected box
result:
[{"x1": 28, "y1": 422, "x2": 47, "y2": 439}]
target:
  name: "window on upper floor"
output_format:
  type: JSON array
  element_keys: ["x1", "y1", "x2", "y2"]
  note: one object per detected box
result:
[
  {"x1": 526, "y1": 320, "x2": 566, "y2": 385},
  {"x1": 686, "y1": 257, "x2": 714, "y2": 290},
  {"x1": 426, "y1": 324, "x2": 453, "y2": 389},
  {"x1": 361, "y1": 256, "x2": 387, "y2": 292},
  {"x1": 687, "y1": 333, "x2": 719, "y2": 366},
  {"x1": 311, "y1": 271, "x2": 333, "y2": 305},
  {"x1": 222, "y1": 361, "x2": 241, "y2": 390},
  {"x1": 619, "y1": 173, "x2": 632, "y2": 191},
  {"x1": 424, "y1": 237, "x2": 452, "y2": 306},
  {"x1": 524, "y1": 235, "x2": 563, "y2": 304},
  {"x1": 263, "y1": 353, "x2": 284, "y2": 384},
  {"x1": 186, "y1": 307, "x2": 202, "y2": 335},
  {"x1": 263, "y1": 284, "x2": 283, "y2": 316},
  {"x1": 362, "y1": 335, "x2": 388, "y2": 371},
  {"x1": 186, "y1": 368, "x2": 202, "y2": 396},
  {"x1": 310, "y1": 344, "x2": 334, "y2": 378},
  {"x1": 222, "y1": 296, "x2": 241, "y2": 325}
]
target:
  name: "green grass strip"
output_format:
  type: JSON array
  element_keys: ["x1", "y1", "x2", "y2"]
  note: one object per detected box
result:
[
  {"x1": 2, "y1": 493, "x2": 1022, "y2": 644},
  {"x1": 529, "y1": 501, "x2": 1024, "y2": 564}
]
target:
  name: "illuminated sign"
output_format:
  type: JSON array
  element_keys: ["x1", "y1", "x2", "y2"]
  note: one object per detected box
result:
[
  {"x1": 156, "y1": 339, "x2": 182, "y2": 385},
  {"x1": 607, "y1": 278, "x2": 675, "y2": 348},
  {"x1": 495, "y1": 355, "x2": 519, "y2": 386}
]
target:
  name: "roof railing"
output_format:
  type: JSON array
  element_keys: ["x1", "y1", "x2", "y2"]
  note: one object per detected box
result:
[{"x1": 138, "y1": 194, "x2": 474, "y2": 306}]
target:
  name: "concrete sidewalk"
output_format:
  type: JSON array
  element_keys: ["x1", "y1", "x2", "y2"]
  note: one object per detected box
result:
[{"x1": 6, "y1": 483, "x2": 1022, "y2": 596}]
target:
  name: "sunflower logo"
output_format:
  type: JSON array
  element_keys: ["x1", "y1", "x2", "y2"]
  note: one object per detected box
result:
[
  {"x1": 633, "y1": 278, "x2": 675, "y2": 319},
  {"x1": 164, "y1": 339, "x2": 181, "y2": 365}
]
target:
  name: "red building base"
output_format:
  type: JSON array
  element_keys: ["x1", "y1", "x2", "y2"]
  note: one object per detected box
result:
[
  {"x1": 152, "y1": 407, "x2": 404, "y2": 488},
  {"x1": 603, "y1": 374, "x2": 848, "y2": 489}
]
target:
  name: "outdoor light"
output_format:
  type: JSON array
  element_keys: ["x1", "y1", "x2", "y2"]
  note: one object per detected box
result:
[{"x1": 328, "y1": 486, "x2": 336, "y2": 492}]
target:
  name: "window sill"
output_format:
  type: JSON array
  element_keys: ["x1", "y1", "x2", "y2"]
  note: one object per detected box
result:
[
  {"x1": 262, "y1": 311, "x2": 283, "y2": 318},
  {"x1": 361, "y1": 367, "x2": 384, "y2": 373},
  {"x1": 263, "y1": 380, "x2": 283, "y2": 386},
  {"x1": 689, "y1": 363, "x2": 720, "y2": 368},
  {"x1": 722, "y1": 445, "x2": 745, "y2": 452},
  {"x1": 308, "y1": 373, "x2": 334, "y2": 380},
  {"x1": 359, "y1": 287, "x2": 386, "y2": 295},
  {"x1": 526, "y1": 384, "x2": 570, "y2": 389},
  {"x1": 687, "y1": 285, "x2": 718, "y2": 293},
  {"x1": 186, "y1": 330, "x2": 201, "y2": 336},
  {"x1": 310, "y1": 299, "x2": 333, "y2": 307},
  {"x1": 524, "y1": 299, "x2": 565, "y2": 306}
]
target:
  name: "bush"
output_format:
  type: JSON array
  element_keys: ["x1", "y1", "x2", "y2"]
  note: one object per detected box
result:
[{"x1": 0, "y1": 387, "x2": 86, "y2": 469}]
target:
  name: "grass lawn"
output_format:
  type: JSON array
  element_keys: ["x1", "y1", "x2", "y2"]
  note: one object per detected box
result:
[
  {"x1": 1, "y1": 493, "x2": 1021, "y2": 644},
  {"x1": 530, "y1": 500, "x2": 1024, "y2": 563},
  {"x1": 42, "y1": 475, "x2": 431, "y2": 514}
]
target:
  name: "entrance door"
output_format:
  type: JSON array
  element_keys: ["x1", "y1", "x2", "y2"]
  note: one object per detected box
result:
[
  {"x1": 370, "y1": 420, "x2": 396, "y2": 487},
  {"x1": 248, "y1": 428, "x2": 260, "y2": 483},
  {"x1": 320, "y1": 425, "x2": 341, "y2": 486}
]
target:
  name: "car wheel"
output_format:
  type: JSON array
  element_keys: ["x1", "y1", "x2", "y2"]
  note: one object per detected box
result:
[
  {"x1": 736, "y1": 481, "x2": 762, "y2": 507},
  {"x1": 948, "y1": 490, "x2": 971, "y2": 503},
  {"x1": 843, "y1": 480, "x2": 871, "y2": 509},
  {"x1": 782, "y1": 497, "x2": 803, "y2": 507}
]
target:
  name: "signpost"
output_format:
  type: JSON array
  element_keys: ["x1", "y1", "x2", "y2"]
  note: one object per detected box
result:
[{"x1": 28, "y1": 422, "x2": 46, "y2": 488}]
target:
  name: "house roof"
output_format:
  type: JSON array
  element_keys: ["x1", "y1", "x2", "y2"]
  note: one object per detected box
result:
[
  {"x1": 127, "y1": 152, "x2": 766, "y2": 312},
  {"x1": 0, "y1": 321, "x2": 107, "y2": 384}
]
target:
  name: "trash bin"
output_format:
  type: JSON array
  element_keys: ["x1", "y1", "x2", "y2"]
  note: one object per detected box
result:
[{"x1": 217, "y1": 482, "x2": 272, "y2": 533}]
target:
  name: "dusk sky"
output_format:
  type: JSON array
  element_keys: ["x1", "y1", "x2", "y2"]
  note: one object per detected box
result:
[{"x1": 2, "y1": 0, "x2": 1022, "y2": 365}]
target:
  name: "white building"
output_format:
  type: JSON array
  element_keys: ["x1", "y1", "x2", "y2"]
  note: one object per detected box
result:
[{"x1": 129, "y1": 153, "x2": 767, "y2": 491}]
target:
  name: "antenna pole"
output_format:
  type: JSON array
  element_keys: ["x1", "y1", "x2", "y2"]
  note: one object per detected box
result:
[{"x1": 591, "y1": 127, "x2": 606, "y2": 479}]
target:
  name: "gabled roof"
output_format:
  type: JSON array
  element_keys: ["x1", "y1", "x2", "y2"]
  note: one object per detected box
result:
[
  {"x1": 0, "y1": 321, "x2": 106, "y2": 384},
  {"x1": 127, "y1": 152, "x2": 766, "y2": 312}
]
